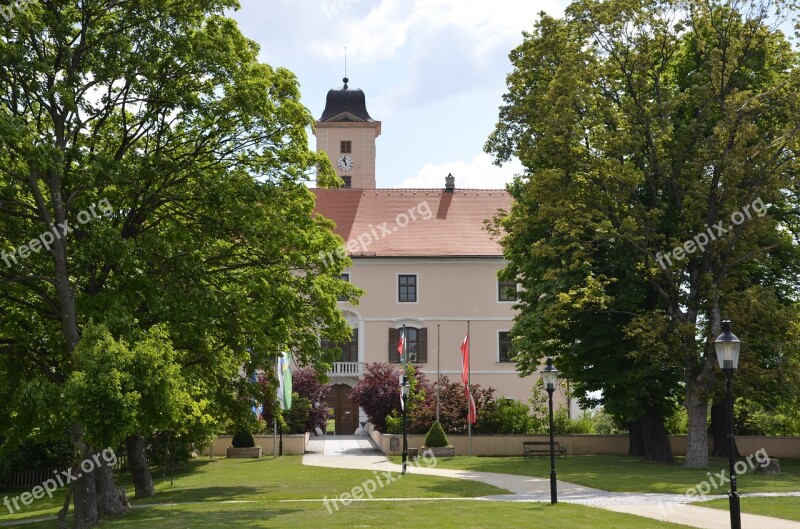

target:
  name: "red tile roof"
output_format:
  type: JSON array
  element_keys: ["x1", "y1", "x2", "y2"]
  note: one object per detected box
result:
[{"x1": 311, "y1": 188, "x2": 512, "y2": 257}]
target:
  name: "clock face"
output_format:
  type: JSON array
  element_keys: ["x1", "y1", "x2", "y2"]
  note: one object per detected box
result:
[{"x1": 337, "y1": 154, "x2": 354, "y2": 172}]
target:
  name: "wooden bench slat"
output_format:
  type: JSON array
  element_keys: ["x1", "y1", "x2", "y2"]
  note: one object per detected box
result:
[{"x1": 522, "y1": 441, "x2": 566, "y2": 457}]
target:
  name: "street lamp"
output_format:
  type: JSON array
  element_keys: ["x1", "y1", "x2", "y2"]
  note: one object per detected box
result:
[
  {"x1": 714, "y1": 320, "x2": 742, "y2": 529},
  {"x1": 541, "y1": 357, "x2": 559, "y2": 505},
  {"x1": 400, "y1": 375, "x2": 410, "y2": 475}
]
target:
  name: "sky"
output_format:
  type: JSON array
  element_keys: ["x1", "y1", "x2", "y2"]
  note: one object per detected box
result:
[{"x1": 228, "y1": 0, "x2": 567, "y2": 189}]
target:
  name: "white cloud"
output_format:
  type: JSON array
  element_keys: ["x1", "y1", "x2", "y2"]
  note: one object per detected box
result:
[{"x1": 396, "y1": 153, "x2": 523, "y2": 189}]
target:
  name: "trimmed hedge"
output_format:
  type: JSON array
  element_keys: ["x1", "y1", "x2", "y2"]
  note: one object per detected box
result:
[
  {"x1": 232, "y1": 430, "x2": 255, "y2": 448},
  {"x1": 424, "y1": 420, "x2": 449, "y2": 448}
]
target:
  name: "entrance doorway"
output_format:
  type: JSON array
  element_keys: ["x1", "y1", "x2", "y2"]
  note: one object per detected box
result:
[{"x1": 326, "y1": 384, "x2": 359, "y2": 435}]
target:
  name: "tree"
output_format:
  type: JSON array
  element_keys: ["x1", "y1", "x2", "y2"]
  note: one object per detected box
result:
[
  {"x1": 0, "y1": 1, "x2": 355, "y2": 525},
  {"x1": 488, "y1": 0, "x2": 800, "y2": 467},
  {"x1": 293, "y1": 368, "x2": 332, "y2": 433},
  {"x1": 350, "y1": 363, "x2": 404, "y2": 433}
]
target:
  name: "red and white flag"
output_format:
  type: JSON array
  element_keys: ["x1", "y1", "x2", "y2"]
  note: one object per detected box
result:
[
  {"x1": 397, "y1": 329, "x2": 405, "y2": 363},
  {"x1": 460, "y1": 334, "x2": 477, "y2": 424}
]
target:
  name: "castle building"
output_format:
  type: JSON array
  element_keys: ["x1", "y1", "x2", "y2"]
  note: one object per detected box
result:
[{"x1": 311, "y1": 78, "x2": 555, "y2": 434}]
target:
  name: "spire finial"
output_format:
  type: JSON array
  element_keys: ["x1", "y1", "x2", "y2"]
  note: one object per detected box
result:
[{"x1": 342, "y1": 47, "x2": 348, "y2": 88}]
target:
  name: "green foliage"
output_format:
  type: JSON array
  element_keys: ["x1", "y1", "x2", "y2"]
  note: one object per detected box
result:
[
  {"x1": 424, "y1": 420, "x2": 450, "y2": 448},
  {"x1": 231, "y1": 431, "x2": 255, "y2": 449},
  {"x1": 0, "y1": 2, "x2": 363, "y2": 514},
  {"x1": 477, "y1": 398, "x2": 534, "y2": 434},
  {"x1": 0, "y1": 436, "x2": 72, "y2": 485},
  {"x1": 488, "y1": 0, "x2": 800, "y2": 466},
  {"x1": 282, "y1": 395, "x2": 313, "y2": 435},
  {"x1": 664, "y1": 407, "x2": 688, "y2": 435},
  {"x1": 735, "y1": 398, "x2": 800, "y2": 436},
  {"x1": 64, "y1": 323, "x2": 204, "y2": 449}
]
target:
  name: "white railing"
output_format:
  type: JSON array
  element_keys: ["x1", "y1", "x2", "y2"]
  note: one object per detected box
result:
[{"x1": 329, "y1": 362, "x2": 364, "y2": 377}]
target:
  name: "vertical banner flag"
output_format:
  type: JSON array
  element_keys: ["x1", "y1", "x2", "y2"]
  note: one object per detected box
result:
[
  {"x1": 398, "y1": 327, "x2": 406, "y2": 409},
  {"x1": 397, "y1": 328, "x2": 405, "y2": 364},
  {"x1": 278, "y1": 352, "x2": 293, "y2": 410},
  {"x1": 250, "y1": 373, "x2": 263, "y2": 420},
  {"x1": 460, "y1": 334, "x2": 477, "y2": 424}
]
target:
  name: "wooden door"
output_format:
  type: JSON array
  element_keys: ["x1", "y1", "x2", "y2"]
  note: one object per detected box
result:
[{"x1": 326, "y1": 384, "x2": 359, "y2": 435}]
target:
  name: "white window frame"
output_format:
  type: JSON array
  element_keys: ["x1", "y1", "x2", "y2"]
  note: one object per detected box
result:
[{"x1": 497, "y1": 329, "x2": 514, "y2": 363}]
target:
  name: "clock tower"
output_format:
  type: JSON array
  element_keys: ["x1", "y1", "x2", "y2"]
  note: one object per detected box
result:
[{"x1": 314, "y1": 78, "x2": 381, "y2": 189}]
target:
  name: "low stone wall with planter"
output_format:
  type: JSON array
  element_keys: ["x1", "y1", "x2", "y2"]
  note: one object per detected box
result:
[
  {"x1": 207, "y1": 433, "x2": 311, "y2": 457},
  {"x1": 366, "y1": 424, "x2": 800, "y2": 458}
]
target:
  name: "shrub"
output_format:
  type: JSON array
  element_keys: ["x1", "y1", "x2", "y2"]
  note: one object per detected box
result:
[
  {"x1": 259, "y1": 368, "x2": 331, "y2": 434},
  {"x1": 350, "y1": 363, "x2": 402, "y2": 432},
  {"x1": 424, "y1": 420, "x2": 449, "y2": 448},
  {"x1": 282, "y1": 395, "x2": 312, "y2": 434},
  {"x1": 478, "y1": 398, "x2": 533, "y2": 434},
  {"x1": 433, "y1": 376, "x2": 496, "y2": 435},
  {"x1": 232, "y1": 430, "x2": 255, "y2": 448},
  {"x1": 292, "y1": 368, "x2": 331, "y2": 433}
]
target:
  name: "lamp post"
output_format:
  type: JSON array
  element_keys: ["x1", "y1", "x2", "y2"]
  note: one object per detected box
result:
[
  {"x1": 400, "y1": 375, "x2": 410, "y2": 475},
  {"x1": 541, "y1": 357, "x2": 559, "y2": 505},
  {"x1": 714, "y1": 320, "x2": 742, "y2": 529}
]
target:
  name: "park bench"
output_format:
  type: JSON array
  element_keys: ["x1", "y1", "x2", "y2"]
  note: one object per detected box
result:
[{"x1": 523, "y1": 441, "x2": 566, "y2": 458}]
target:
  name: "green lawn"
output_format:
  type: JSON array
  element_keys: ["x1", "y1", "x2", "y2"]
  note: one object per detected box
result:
[
  {"x1": 406, "y1": 455, "x2": 800, "y2": 494},
  {"x1": 0, "y1": 456, "x2": 697, "y2": 529},
  {"x1": 0, "y1": 456, "x2": 501, "y2": 522},
  {"x1": 700, "y1": 496, "x2": 800, "y2": 522},
  {"x1": 1, "y1": 497, "x2": 697, "y2": 529}
]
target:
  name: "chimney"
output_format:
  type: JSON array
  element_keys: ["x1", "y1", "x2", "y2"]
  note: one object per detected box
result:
[{"x1": 444, "y1": 173, "x2": 455, "y2": 192}]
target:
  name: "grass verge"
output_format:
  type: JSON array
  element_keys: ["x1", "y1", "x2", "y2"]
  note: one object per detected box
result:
[
  {"x1": 399, "y1": 455, "x2": 800, "y2": 494},
  {"x1": 700, "y1": 496, "x2": 800, "y2": 522},
  {"x1": 3, "y1": 498, "x2": 699, "y2": 529}
]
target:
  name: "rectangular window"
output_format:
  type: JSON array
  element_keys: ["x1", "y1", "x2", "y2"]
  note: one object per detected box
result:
[
  {"x1": 499, "y1": 331, "x2": 514, "y2": 362},
  {"x1": 340, "y1": 140, "x2": 351, "y2": 153},
  {"x1": 322, "y1": 328, "x2": 358, "y2": 363},
  {"x1": 388, "y1": 327, "x2": 427, "y2": 363},
  {"x1": 397, "y1": 274, "x2": 417, "y2": 303},
  {"x1": 337, "y1": 273, "x2": 350, "y2": 301},
  {"x1": 498, "y1": 280, "x2": 518, "y2": 302},
  {"x1": 398, "y1": 274, "x2": 417, "y2": 303},
  {"x1": 341, "y1": 176, "x2": 351, "y2": 188}
]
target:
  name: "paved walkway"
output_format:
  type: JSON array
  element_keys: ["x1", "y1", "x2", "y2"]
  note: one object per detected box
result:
[{"x1": 303, "y1": 434, "x2": 800, "y2": 529}]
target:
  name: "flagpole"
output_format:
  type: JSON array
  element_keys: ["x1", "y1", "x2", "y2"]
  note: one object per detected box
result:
[
  {"x1": 467, "y1": 320, "x2": 471, "y2": 457},
  {"x1": 274, "y1": 355, "x2": 278, "y2": 457},
  {"x1": 401, "y1": 324, "x2": 407, "y2": 475},
  {"x1": 436, "y1": 323, "x2": 440, "y2": 423}
]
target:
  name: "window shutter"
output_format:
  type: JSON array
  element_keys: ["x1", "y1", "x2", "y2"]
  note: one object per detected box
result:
[
  {"x1": 388, "y1": 327, "x2": 399, "y2": 363},
  {"x1": 417, "y1": 328, "x2": 428, "y2": 363}
]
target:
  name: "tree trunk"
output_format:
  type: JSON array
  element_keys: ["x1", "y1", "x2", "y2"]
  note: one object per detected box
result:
[
  {"x1": 71, "y1": 424, "x2": 100, "y2": 529},
  {"x1": 684, "y1": 384, "x2": 710, "y2": 467},
  {"x1": 641, "y1": 407, "x2": 673, "y2": 462},
  {"x1": 94, "y1": 458, "x2": 130, "y2": 518},
  {"x1": 126, "y1": 434, "x2": 155, "y2": 499},
  {"x1": 627, "y1": 419, "x2": 645, "y2": 456}
]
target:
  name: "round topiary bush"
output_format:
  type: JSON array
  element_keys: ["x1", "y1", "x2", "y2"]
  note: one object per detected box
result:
[
  {"x1": 424, "y1": 420, "x2": 449, "y2": 448},
  {"x1": 232, "y1": 430, "x2": 255, "y2": 448}
]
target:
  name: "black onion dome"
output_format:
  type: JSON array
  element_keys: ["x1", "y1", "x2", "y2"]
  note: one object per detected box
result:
[{"x1": 319, "y1": 77, "x2": 375, "y2": 122}]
